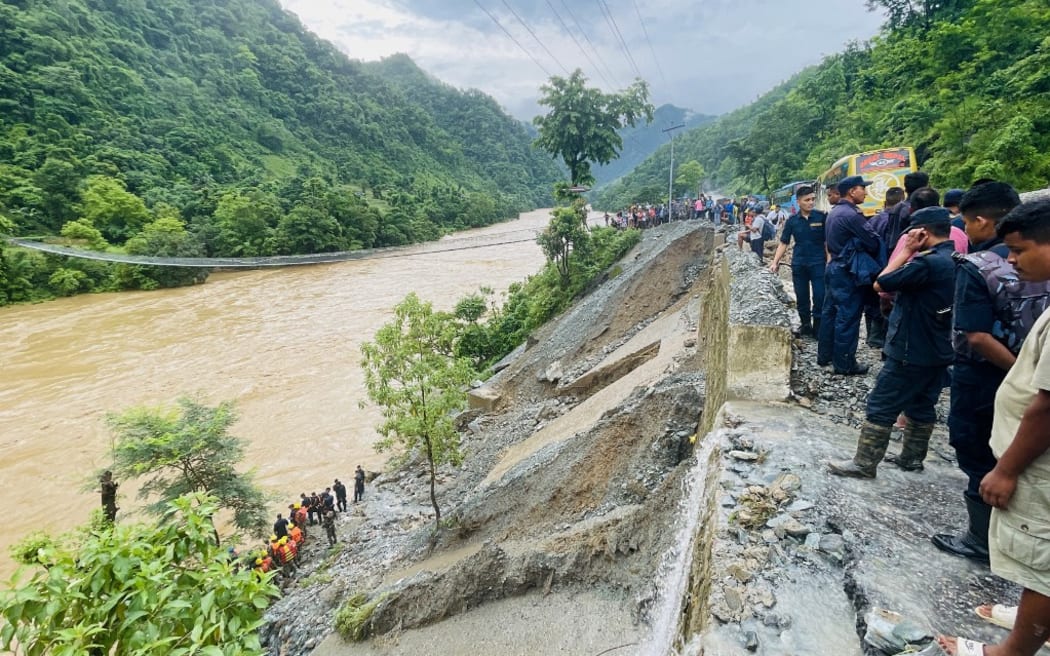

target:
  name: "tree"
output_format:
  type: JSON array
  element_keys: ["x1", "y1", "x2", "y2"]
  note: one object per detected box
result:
[
  {"x1": 79, "y1": 176, "x2": 151, "y2": 243},
  {"x1": 360, "y1": 293, "x2": 477, "y2": 524},
  {"x1": 533, "y1": 69, "x2": 654, "y2": 187},
  {"x1": 536, "y1": 203, "x2": 590, "y2": 285},
  {"x1": 60, "y1": 218, "x2": 109, "y2": 250},
  {"x1": 674, "y1": 160, "x2": 706, "y2": 196},
  {"x1": 118, "y1": 216, "x2": 207, "y2": 290},
  {"x1": 0, "y1": 494, "x2": 279, "y2": 656},
  {"x1": 106, "y1": 397, "x2": 271, "y2": 541}
]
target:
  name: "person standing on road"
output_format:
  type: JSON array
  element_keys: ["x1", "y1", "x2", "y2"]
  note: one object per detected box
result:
[
  {"x1": 817, "y1": 176, "x2": 882, "y2": 375},
  {"x1": 749, "y1": 209, "x2": 768, "y2": 264},
  {"x1": 933, "y1": 183, "x2": 1050, "y2": 564},
  {"x1": 770, "y1": 185, "x2": 826, "y2": 336},
  {"x1": 828, "y1": 207, "x2": 957, "y2": 478}
]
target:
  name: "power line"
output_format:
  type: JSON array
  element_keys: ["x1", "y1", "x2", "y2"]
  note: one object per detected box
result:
[
  {"x1": 631, "y1": 0, "x2": 667, "y2": 86},
  {"x1": 558, "y1": 0, "x2": 622, "y2": 88},
  {"x1": 472, "y1": 0, "x2": 553, "y2": 77},
  {"x1": 500, "y1": 0, "x2": 569, "y2": 75},
  {"x1": 544, "y1": 0, "x2": 615, "y2": 89},
  {"x1": 596, "y1": 0, "x2": 644, "y2": 81}
]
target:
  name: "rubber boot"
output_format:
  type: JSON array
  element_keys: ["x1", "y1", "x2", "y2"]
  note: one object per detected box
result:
[
  {"x1": 931, "y1": 495, "x2": 991, "y2": 564},
  {"x1": 828, "y1": 421, "x2": 893, "y2": 479},
  {"x1": 885, "y1": 420, "x2": 935, "y2": 471}
]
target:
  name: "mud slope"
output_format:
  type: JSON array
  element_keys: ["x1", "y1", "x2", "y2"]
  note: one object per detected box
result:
[{"x1": 264, "y1": 221, "x2": 716, "y2": 656}]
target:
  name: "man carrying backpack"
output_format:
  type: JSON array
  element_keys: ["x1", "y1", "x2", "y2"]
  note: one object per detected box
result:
[
  {"x1": 932, "y1": 182, "x2": 1050, "y2": 564},
  {"x1": 749, "y1": 210, "x2": 772, "y2": 263}
]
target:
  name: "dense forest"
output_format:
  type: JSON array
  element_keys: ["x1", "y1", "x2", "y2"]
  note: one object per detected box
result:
[
  {"x1": 0, "y1": 0, "x2": 561, "y2": 304},
  {"x1": 593, "y1": 0, "x2": 1050, "y2": 208}
]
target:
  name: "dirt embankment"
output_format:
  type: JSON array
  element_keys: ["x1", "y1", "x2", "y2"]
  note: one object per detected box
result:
[{"x1": 261, "y1": 221, "x2": 717, "y2": 656}]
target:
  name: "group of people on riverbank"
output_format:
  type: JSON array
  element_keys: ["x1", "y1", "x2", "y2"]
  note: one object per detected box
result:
[
  {"x1": 244, "y1": 466, "x2": 368, "y2": 578},
  {"x1": 767, "y1": 172, "x2": 1050, "y2": 656}
]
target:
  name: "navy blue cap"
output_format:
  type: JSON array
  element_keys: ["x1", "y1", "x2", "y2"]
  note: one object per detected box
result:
[
  {"x1": 836, "y1": 175, "x2": 873, "y2": 195},
  {"x1": 908, "y1": 206, "x2": 951, "y2": 229},
  {"x1": 943, "y1": 189, "x2": 965, "y2": 207}
]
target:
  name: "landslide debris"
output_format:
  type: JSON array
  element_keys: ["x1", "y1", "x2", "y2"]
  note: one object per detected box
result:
[{"x1": 262, "y1": 221, "x2": 716, "y2": 655}]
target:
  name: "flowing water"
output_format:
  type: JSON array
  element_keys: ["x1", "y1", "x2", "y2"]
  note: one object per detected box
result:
[{"x1": 0, "y1": 209, "x2": 556, "y2": 577}]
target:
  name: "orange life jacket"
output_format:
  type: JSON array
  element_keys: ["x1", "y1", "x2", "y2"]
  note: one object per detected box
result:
[{"x1": 289, "y1": 525, "x2": 303, "y2": 546}]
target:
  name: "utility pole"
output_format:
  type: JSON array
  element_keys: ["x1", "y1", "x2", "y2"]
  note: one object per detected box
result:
[{"x1": 663, "y1": 123, "x2": 685, "y2": 217}]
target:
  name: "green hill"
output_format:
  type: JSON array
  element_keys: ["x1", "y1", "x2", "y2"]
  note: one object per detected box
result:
[
  {"x1": 0, "y1": 0, "x2": 560, "y2": 303},
  {"x1": 594, "y1": 0, "x2": 1050, "y2": 209},
  {"x1": 590, "y1": 103, "x2": 715, "y2": 189}
]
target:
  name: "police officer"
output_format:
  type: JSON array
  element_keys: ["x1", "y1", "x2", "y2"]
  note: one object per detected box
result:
[
  {"x1": 817, "y1": 175, "x2": 881, "y2": 375},
  {"x1": 829, "y1": 207, "x2": 957, "y2": 478},
  {"x1": 770, "y1": 185, "x2": 826, "y2": 336}
]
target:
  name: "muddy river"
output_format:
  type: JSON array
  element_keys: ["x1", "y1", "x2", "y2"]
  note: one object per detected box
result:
[{"x1": 0, "y1": 209, "x2": 558, "y2": 576}]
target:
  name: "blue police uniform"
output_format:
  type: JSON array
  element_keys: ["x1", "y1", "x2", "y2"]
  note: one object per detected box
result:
[
  {"x1": 817, "y1": 200, "x2": 881, "y2": 373},
  {"x1": 779, "y1": 209, "x2": 827, "y2": 332},
  {"x1": 947, "y1": 238, "x2": 1010, "y2": 502},
  {"x1": 864, "y1": 240, "x2": 956, "y2": 425}
]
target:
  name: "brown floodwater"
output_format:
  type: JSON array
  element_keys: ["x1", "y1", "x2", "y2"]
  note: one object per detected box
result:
[{"x1": 0, "y1": 209, "x2": 556, "y2": 577}]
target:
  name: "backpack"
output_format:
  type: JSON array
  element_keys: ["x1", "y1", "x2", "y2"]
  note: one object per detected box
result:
[
  {"x1": 760, "y1": 217, "x2": 775, "y2": 241},
  {"x1": 952, "y1": 250, "x2": 1050, "y2": 358}
]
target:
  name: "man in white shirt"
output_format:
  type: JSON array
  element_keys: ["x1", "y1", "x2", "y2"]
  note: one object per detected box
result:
[
  {"x1": 749, "y1": 212, "x2": 767, "y2": 263},
  {"x1": 939, "y1": 198, "x2": 1050, "y2": 656}
]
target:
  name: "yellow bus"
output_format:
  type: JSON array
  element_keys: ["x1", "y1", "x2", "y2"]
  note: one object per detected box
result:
[{"x1": 815, "y1": 147, "x2": 917, "y2": 216}]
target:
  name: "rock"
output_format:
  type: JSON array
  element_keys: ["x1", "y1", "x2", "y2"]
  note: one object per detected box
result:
[
  {"x1": 819, "y1": 534, "x2": 845, "y2": 554},
  {"x1": 864, "y1": 608, "x2": 933, "y2": 654},
  {"x1": 684, "y1": 337, "x2": 697, "y2": 348},
  {"x1": 781, "y1": 518, "x2": 811, "y2": 538},
  {"x1": 729, "y1": 450, "x2": 760, "y2": 462},
  {"x1": 727, "y1": 561, "x2": 753, "y2": 583},
  {"x1": 786, "y1": 499, "x2": 814, "y2": 512},
  {"x1": 797, "y1": 396, "x2": 812, "y2": 408},
  {"x1": 542, "y1": 360, "x2": 564, "y2": 383},
  {"x1": 744, "y1": 630, "x2": 759, "y2": 652},
  {"x1": 467, "y1": 386, "x2": 502, "y2": 412},
  {"x1": 804, "y1": 532, "x2": 822, "y2": 549},
  {"x1": 724, "y1": 586, "x2": 746, "y2": 613},
  {"x1": 766, "y1": 514, "x2": 793, "y2": 529},
  {"x1": 771, "y1": 473, "x2": 802, "y2": 493},
  {"x1": 761, "y1": 530, "x2": 779, "y2": 544}
]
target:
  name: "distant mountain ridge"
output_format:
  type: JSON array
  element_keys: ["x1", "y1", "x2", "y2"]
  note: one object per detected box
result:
[{"x1": 591, "y1": 103, "x2": 716, "y2": 188}]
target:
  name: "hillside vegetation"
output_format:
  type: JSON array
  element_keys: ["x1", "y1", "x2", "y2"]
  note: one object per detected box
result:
[
  {"x1": 594, "y1": 0, "x2": 1050, "y2": 207},
  {"x1": 0, "y1": 0, "x2": 560, "y2": 303},
  {"x1": 589, "y1": 103, "x2": 714, "y2": 188}
]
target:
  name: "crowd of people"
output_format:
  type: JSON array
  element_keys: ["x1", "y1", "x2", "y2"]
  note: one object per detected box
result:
[
  {"x1": 765, "y1": 171, "x2": 1050, "y2": 656},
  {"x1": 603, "y1": 194, "x2": 784, "y2": 231},
  {"x1": 237, "y1": 465, "x2": 369, "y2": 578}
]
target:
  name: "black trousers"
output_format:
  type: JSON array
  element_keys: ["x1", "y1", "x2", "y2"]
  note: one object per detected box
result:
[{"x1": 948, "y1": 377, "x2": 998, "y2": 503}]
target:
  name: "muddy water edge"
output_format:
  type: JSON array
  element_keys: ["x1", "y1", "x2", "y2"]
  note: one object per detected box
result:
[{"x1": 0, "y1": 209, "x2": 559, "y2": 578}]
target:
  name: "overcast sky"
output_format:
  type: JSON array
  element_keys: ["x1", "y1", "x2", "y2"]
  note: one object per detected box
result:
[{"x1": 278, "y1": 0, "x2": 884, "y2": 121}]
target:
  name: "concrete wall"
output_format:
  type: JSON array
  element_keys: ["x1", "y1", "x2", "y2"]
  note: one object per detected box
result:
[{"x1": 725, "y1": 248, "x2": 794, "y2": 402}]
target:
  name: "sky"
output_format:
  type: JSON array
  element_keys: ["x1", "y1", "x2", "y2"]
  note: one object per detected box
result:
[{"x1": 278, "y1": 0, "x2": 884, "y2": 121}]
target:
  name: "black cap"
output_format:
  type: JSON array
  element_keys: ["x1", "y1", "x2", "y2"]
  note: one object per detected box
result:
[
  {"x1": 908, "y1": 206, "x2": 951, "y2": 229},
  {"x1": 836, "y1": 175, "x2": 873, "y2": 195}
]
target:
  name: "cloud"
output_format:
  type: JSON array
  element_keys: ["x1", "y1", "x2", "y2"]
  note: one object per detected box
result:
[{"x1": 278, "y1": 0, "x2": 883, "y2": 120}]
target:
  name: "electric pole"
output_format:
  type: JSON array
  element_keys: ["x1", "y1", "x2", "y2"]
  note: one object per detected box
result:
[{"x1": 663, "y1": 123, "x2": 685, "y2": 217}]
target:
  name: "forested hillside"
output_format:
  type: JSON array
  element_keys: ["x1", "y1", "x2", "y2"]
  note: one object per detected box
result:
[
  {"x1": 589, "y1": 103, "x2": 714, "y2": 188},
  {"x1": 594, "y1": 0, "x2": 1050, "y2": 208},
  {"x1": 0, "y1": 0, "x2": 560, "y2": 304}
]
